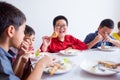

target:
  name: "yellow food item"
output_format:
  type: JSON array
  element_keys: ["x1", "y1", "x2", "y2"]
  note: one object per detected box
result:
[
  {"x1": 35, "y1": 49, "x2": 41, "y2": 57},
  {"x1": 49, "y1": 66, "x2": 58, "y2": 75},
  {"x1": 49, "y1": 63, "x2": 61, "y2": 75},
  {"x1": 98, "y1": 61, "x2": 116, "y2": 68},
  {"x1": 51, "y1": 32, "x2": 58, "y2": 38},
  {"x1": 48, "y1": 61, "x2": 64, "y2": 75}
]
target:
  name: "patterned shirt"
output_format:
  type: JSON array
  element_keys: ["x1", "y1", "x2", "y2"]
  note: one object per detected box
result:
[{"x1": 0, "y1": 47, "x2": 20, "y2": 80}]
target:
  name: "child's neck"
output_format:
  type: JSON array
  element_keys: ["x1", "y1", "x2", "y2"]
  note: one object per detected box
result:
[
  {"x1": 58, "y1": 36, "x2": 65, "y2": 42},
  {"x1": 0, "y1": 39, "x2": 9, "y2": 51}
]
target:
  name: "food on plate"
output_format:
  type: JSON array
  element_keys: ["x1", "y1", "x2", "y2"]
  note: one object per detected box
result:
[
  {"x1": 46, "y1": 59, "x2": 69, "y2": 75},
  {"x1": 51, "y1": 32, "x2": 58, "y2": 38},
  {"x1": 65, "y1": 49, "x2": 77, "y2": 53},
  {"x1": 30, "y1": 49, "x2": 41, "y2": 61},
  {"x1": 49, "y1": 62, "x2": 63, "y2": 75},
  {"x1": 64, "y1": 49, "x2": 79, "y2": 55},
  {"x1": 59, "y1": 49, "x2": 79, "y2": 56},
  {"x1": 63, "y1": 58, "x2": 69, "y2": 63},
  {"x1": 35, "y1": 49, "x2": 41, "y2": 57},
  {"x1": 101, "y1": 45, "x2": 110, "y2": 50},
  {"x1": 98, "y1": 61, "x2": 117, "y2": 69}
]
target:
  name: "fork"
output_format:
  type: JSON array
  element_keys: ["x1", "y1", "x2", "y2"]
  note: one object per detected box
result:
[
  {"x1": 97, "y1": 64, "x2": 105, "y2": 72},
  {"x1": 101, "y1": 41, "x2": 105, "y2": 46},
  {"x1": 93, "y1": 64, "x2": 106, "y2": 72},
  {"x1": 92, "y1": 64, "x2": 104, "y2": 71}
]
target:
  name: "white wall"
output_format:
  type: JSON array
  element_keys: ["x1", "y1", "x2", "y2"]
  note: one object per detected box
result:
[{"x1": 1, "y1": 0, "x2": 120, "y2": 49}]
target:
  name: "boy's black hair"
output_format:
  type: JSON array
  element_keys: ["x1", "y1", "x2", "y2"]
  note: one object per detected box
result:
[
  {"x1": 99, "y1": 19, "x2": 114, "y2": 29},
  {"x1": 24, "y1": 25, "x2": 35, "y2": 36},
  {"x1": 117, "y1": 21, "x2": 120, "y2": 28},
  {"x1": 0, "y1": 2, "x2": 26, "y2": 37},
  {"x1": 53, "y1": 15, "x2": 68, "y2": 27}
]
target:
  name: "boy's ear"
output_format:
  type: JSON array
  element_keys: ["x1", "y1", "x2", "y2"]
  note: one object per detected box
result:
[{"x1": 6, "y1": 25, "x2": 15, "y2": 37}]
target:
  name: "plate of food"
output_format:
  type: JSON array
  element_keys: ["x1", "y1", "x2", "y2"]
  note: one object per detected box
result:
[
  {"x1": 80, "y1": 60, "x2": 119, "y2": 76},
  {"x1": 97, "y1": 46, "x2": 115, "y2": 51},
  {"x1": 30, "y1": 49, "x2": 49, "y2": 61},
  {"x1": 59, "y1": 49, "x2": 79, "y2": 56},
  {"x1": 30, "y1": 49, "x2": 41, "y2": 61},
  {"x1": 44, "y1": 58, "x2": 74, "y2": 75}
]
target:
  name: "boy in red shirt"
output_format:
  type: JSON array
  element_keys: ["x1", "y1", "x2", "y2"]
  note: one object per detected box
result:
[{"x1": 40, "y1": 15, "x2": 87, "y2": 53}]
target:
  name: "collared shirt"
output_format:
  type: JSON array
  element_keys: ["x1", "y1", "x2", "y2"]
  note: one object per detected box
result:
[
  {"x1": 0, "y1": 47, "x2": 20, "y2": 80},
  {"x1": 84, "y1": 31, "x2": 114, "y2": 48},
  {"x1": 40, "y1": 35, "x2": 87, "y2": 53}
]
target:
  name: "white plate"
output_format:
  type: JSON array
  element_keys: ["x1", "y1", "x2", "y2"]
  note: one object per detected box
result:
[
  {"x1": 97, "y1": 46, "x2": 115, "y2": 51},
  {"x1": 30, "y1": 54, "x2": 40, "y2": 61},
  {"x1": 59, "y1": 49, "x2": 79, "y2": 56},
  {"x1": 30, "y1": 52, "x2": 49, "y2": 61},
  {"x1": 80, "y1": 60, "x2": 118, "y2": 76},
  {"x1": 44, "y1": 60, "x2": 74, "y2": 75}
]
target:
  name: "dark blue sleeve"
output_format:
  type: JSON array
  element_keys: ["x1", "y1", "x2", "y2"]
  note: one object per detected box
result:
[
  {"x1": 0, "y1": 55, "x2": 20, "y2": 80},
  {"x1": 84, "y1": 33, "x2": 95, "y2": 44}
]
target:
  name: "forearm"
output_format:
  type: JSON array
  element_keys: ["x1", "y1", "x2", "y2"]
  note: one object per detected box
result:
[
  {"x1": 87, "y1": 40, "x2": 99, "y2": 49},
  {"x1": 27, "y1": 55, "x2": 52, "y2": 80},
  {"x1": 41, "y1": 44, "x2": 48, "y2": 52},
  {"x1": 13, "y1": 54, "x2": 22, "y2": 74},
  {"x1": 13, "y1": 54, "x2": 28, "y2": 78},
  {"x1": 26, "y1": 63, "x2": 45, "y2": 80},
  {"x1": 110, "y1": 39, "x2": 120, "y2": 47}
]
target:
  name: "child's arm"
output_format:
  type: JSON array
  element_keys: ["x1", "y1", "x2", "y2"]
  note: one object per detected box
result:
[
  {"x1": 26, "y1": 55, "x2": 53, "y2": 80},
  {"x1": 87, "y1": 33, "x2": 103, "y2": 49},
  {"x1": 41, "y1": 36, "x2": 51, "y2": 52},
  {"x1": 12, "y1": 54, "x2": 28, "y2": 78},
  {"x1": 107, "y1": 39, "x2": 120, "y2": 47},
  {"x1": 12, "y1": 41, "x2": 30, "y2": 78}
]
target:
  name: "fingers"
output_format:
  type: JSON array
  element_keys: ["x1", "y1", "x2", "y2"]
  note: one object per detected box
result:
[
  {"x1": 20, "y1": 41, "x2": 29, "y2": 49},
  {"x1": 42, "y1": 36, "x2": 51, "y2": 47},
  {"x1": 18, "y1": 40, "x2": 30, "y2": 55},
  {"x1": 42, "y1": 36, "x2": 50, "y2": 40},
  {"x1": 37, "y1": 54, "x2": 56, "y2": 68},
  {"x1": 95, "y1": 33, "x2": 103, "y2": 41},
  {"x1": 103, "y1": 36, "x2": 111, "y2": 42}
]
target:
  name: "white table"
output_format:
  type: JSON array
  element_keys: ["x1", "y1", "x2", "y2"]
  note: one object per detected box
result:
[{"x1": 33, "y1": 47, "x2": 120, "y2": 80}]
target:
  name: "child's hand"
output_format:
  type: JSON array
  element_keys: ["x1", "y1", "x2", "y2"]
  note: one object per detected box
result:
[
  {"x1": 42, "y1": 36, "x2": 51, "y2": 47},
  {"x1": 36, "y1": 55, "x2": 55, "y2": 68},
  {"x1": 94, "y1": 33, "x2": 103, "y2": 42},
  {"x1": 41, "y1": 36, "x2": 51, "y2": 52},
  {"x1": 103, "y1": 33, "x2": 111, "y2": 42},
  {"x1": 18, "y1": 40, "x2": 30, "y2": 55}
]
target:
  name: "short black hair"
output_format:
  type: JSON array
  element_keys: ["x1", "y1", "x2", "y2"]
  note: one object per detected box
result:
[
  {"x1": 99, "y1": 19, "x2": 114, "y2": 29},
  {"x1": 24, "y1": 25, "x2": 35, "y2": 36},
  {"x1": 118, "y1": 21, "x2": 120, "y2": 28},
  {"x1": 53, "y1": 15, "x2": 68, "y2": 27},
  {"x1": 0, "y1": 2, "x2": 26, "y2": 37}
]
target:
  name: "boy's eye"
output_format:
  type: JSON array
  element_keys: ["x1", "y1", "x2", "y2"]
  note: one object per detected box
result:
[{"x1": 24, "y1": 38, "x2": 30, "y2": 42}]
